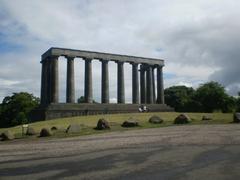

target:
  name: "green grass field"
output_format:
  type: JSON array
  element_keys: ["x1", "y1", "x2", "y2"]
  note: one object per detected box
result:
[{"x1": 0, "y1": 112, "x2": 234, "y2": 140}]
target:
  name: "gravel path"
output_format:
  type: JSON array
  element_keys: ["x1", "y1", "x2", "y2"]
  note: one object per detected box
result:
[{"x1": 0, "y1": 124, "x2": 240, "y2": 180}]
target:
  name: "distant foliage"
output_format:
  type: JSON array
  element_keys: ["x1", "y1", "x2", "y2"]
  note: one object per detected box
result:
[
  {"x1": 77, "y1": 96, "x2": 85, "y2": 103},
  {"x1": 77, "y1": 96, "x2": 98, "y2": 103},
  {"x1": 236, "y1": 92, "x2": 240, "y2": 112},
  {"x1": 165, "y1": 81, "x2": 237, "y2": 113},
  {"x1": 0, "y1": 92, "x2": 40, "y2": 128},
  {"x1": 164, "y1": 86, "x2": 195, "y2": 112}
]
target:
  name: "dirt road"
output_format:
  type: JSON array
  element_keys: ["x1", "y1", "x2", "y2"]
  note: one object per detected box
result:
[{"x1": 1, "y1": 124, "x2": 240, "y2": 179}]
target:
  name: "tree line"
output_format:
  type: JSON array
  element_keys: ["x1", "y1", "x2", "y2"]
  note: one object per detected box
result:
[
  {"x1": 165, "y1": 81, "x2": 240, "y2": 113},
  {"x1": 0, "y1": 81, "x2": 240, "y2": 128}
]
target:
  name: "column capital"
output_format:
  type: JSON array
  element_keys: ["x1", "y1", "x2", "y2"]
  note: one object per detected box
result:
[
  {"x1": 83, "y1": 57, "x2": 93, "y2": 61},
  {"x1": 130, "y1": 62, "x2": 139, "y2": 65},
  {"x1": 65, "y1": 56, "x2": 75, "y2": 60},
  {"x1": 100, "y1": 59, "x2": 109, "y2": 63},
  {"x1": 49, "y1": 55, "x2": 59, "y2": 59},
  {"x1": 140, "y1": 64, "x2": 148, "y2": 71},
  {"x1": 156, "y1": 64, "x2": 164, "y2": 68},
  {"x1": 116, "y1": 61, "x2": 124, "y2": 65},
  {"x1": 40, "y1": 57, "x2": 50, "y2": 63}
]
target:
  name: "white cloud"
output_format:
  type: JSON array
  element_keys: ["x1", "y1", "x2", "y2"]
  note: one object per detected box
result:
[{"x1": 0, "y1": 0, "x2": 240, "y2": 102}]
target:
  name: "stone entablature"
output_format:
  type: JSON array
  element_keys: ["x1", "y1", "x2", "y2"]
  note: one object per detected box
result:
[{"x1": 42, "y1": 47, "x2": 164, "y2": 66}]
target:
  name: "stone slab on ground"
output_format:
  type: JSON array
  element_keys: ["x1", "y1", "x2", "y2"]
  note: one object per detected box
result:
[{"x1": 66, "y1": 124, "x2": 82, "y2": 133}]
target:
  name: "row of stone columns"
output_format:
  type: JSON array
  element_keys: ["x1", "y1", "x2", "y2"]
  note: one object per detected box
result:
[
  {"x1": 139, "y1": 65, "x2": 165, "y2": 104},
  {"x1": 40, "y1": 56, "x2": 165, "y2": 105}
]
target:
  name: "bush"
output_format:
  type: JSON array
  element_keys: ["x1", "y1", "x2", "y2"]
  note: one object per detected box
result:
[
  {"x1": 165, "y1": 82, "x2": 237, "y2": 113},
  {"x1": 0, "y1": 92, "x2": 39, "y2": 128}
]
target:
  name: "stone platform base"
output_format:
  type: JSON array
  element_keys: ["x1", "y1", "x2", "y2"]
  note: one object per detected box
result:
[{"x1": 30, "y1": 103, "x2": 174, "y2": 121}]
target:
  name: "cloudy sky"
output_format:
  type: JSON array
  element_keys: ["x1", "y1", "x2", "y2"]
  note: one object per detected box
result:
[{"x1": 0, "y1": 0, "x2": 240, "y2": 103}]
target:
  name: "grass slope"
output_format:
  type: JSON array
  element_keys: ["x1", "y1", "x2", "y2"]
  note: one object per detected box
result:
[{"x1": 0, "y1": 112, "x2": 234, "y2": 139}]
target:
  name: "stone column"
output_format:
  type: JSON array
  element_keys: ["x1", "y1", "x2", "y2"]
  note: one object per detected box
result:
[
  {"x1": 84, "y1": 58, "x2": 93, "y2": 103},
  {"x1": 157, "y1": 65, "x2": 165, "y2": 104},
  {"x1": 46, "y1": 60, "x2": 51, "y2": 104},
  {"x1": 40, "y1": 58, "x2": 48, "y2": 105},
  {"x1": 50, "y1": 56, "x2": 59, "y2": 103},
  {"x1": 66, "y1": 56, "x2": 75, "y2": 103},
  {"x1": 132, "y1": 63, "x2": 139, "y2": 104},
  {"x1": 117, "y1": 62, "x2": 125, "y2": 103},
  {"x1": 140, "y1": 65, "x2": 146, "y2": 104},
  {"x1": 146, "y1": 65, "x2": 153, "y2": 104},
  {"x1": 101, "y1": 60, "x2": 109, "y2": 103},
  {"x1": 152, "y1": 67, "x2": 156, "y2": 103}
]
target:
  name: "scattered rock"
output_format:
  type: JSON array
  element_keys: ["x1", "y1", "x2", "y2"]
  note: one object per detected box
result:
[
  {"x1": 149, "y1": 115, "x2": 164, "y2": 124},
  {"x1": 39, "y1": 128, "x2": 52, "y2": 137},
  {"x1": 51, "y1": 126, "x2": 58, "y2": 131},
  {"x1": 122, "y1": 118, "x2": 139, "y2": 127},
  {"x1": 26, "y1": 127, "x2": 37, "y2": 136},
  {"x1": 66, "y1": 124, "x2": 82, "y2": 133},
  {"x1": 95, "y1": 118, "x2": 110, "y2": 130},
  {"x1": 1, "y1": 130, "x2": 15, "y2": 141},
  {"x1": 174, "y1": 114, "x2": 191, "y2": 124},
  {"x1": 202, "y1": 115, "x2": 212, "y2": 121},
  {"x1": 233, "y1": 113, "x2": 240, "y2": 123}
]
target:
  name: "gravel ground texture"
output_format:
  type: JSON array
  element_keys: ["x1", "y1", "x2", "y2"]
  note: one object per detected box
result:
[{"x1": 0, "y1": 124, "x2": 240, "y2": 180}]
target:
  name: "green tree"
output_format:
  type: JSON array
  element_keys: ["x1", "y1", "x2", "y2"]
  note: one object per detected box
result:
[
  {"x1": 235, "y1": 92, "x2": 240, "y2": 112},
  {"x1": 164, "y1": 86, "x2": 195, "y2": 112},
  {"x1": 77, "y1": 96, "x2": 85, "y2": 103},
  {"x1": 0, "y1": 92, "x2": 40, "y2": 127},
  {"x1": 77, "y1": 96, "x2": 98, "y2": 103},
  {"x1": 193, "y1": 81, "x2": 232, "y2": 113}
]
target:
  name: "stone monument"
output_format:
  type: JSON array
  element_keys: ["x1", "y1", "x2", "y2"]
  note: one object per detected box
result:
[{"x1": 31, "y1": 47, "x2": 173, "y2": 120}]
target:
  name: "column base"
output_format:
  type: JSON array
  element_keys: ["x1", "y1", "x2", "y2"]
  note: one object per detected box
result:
[{"x1": 30, "y1": 103, "x2": 174, "y2": 121}]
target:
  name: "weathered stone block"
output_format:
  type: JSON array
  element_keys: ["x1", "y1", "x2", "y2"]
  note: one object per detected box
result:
[
  {"x1": 95, "y1": 118, "x2": 110, "y2": 130},
  {"x1": 174, "y1": 114, "x2": 191, "y2": 124},
  {"x1": 202, "y1": 115, "x2": 212, "y2": 121},
  {"x1": 66, "y1": 124, "x2": 82, "y2": 133},
  {"x1": 1, "y1": 130, "x2": 15, "y2": 141},
  {"x1": 122, "y1": 119, "x2": 139, "y2": 127},
  {"x1": 149, "y1": 115, "x2": 164, "y2": 124},
  {"x1": 26, "y1": 127, "x2": 37, "y2": 136},
  {"x1": 233, "y1": 113, "x2": 240, "y2": 123},
  {"x1": 40, "y1": 128, "x2": 52, "y2": 137}
]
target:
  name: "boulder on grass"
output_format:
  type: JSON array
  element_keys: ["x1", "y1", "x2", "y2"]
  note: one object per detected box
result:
[
  {"x1": 202, "y1": 115, "x2": 212, "y2": 121},
  {"x1": 51, "y1": 126, "x2": 58, "y2": 131},
  {"x1": 40, "y1": 128, "x2": 52, "y2": 137},
  {"x1": 1, "y1": 130, "x2": 15, "y2": 141},
  {"x1": 26, "y1": 127, "x2": 37, "y2": 136},
  {"x1": 174, "y1": 114, "x2": 191, "y2": 124},
  {"x1": 122, "y1": 119, "x2": 139, "y2": 127},
  {"x1": 149, "y1": 115, "x2": 164, "y2": 124},
  {"x1": 233, "y1": 113, "x2": 240, "y2": 123},
  {"x1": 95, "y1": 118, "x2": 110, "y2": 130},
  {"x1": 66, "y1": 124, "x2": 82, "y2": 133}
]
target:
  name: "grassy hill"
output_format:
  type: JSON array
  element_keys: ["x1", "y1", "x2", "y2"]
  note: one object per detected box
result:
[{"x1": 0, "y1": 112, "x2": 234, "y2": 139}]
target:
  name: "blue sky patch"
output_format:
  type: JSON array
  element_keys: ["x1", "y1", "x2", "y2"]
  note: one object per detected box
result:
[{"x1": 164, "y1": 73, "x2": 177, "y2": 79}]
